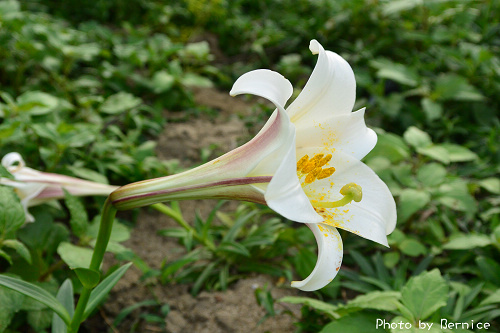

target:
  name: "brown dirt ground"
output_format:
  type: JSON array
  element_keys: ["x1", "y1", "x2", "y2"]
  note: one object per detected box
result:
[{"x1": 91, "y1": 87, "x2": 304, "y2": 333}]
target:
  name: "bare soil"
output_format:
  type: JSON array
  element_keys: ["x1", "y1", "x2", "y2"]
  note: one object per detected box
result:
[{"x1": 93, "y1": 87, "x2": 303, "y2": 332}]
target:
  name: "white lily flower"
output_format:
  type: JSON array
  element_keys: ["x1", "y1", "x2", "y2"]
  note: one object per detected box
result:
[
  {"x1": 1, "y1": 152, "x2": 118, "y2": 223},
  {"x1": 111, "y1": 39, "x2": 396, "y2": 291}
]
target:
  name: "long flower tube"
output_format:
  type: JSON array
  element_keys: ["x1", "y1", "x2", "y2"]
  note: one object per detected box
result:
[
  {"x1": 110, "y1": 39, "x2": 396, "y2": 291},
  {"x1": 1, "y1": 152, "x2": 118, "y2": 222}
]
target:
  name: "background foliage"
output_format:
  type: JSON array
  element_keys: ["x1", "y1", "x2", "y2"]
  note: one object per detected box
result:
[{"x1": 0, "y1": 0, "x2": 499, "y2": 332}]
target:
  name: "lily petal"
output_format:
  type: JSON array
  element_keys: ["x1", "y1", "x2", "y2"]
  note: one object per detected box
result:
[
  {"x1": 287, "y1": 39, "x2": 356, "y2": 126},
  {"x1": 291, "y1": 223, "x2": 343, "y2": 291},
  {"x1": 299, "y1": 149, "x2": 396, "y2": 246},
  {"x1": 229, "y1": 69, "x2": 322, "y2": 223},
  {"x1": 230, "y1": 69, "x2": 293, "y2": 112},
  {"x1": 295, "y1": 108, "x2": 377, "y2": 160}
]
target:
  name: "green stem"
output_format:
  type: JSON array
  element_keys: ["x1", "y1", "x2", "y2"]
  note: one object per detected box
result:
[
  {"x1": 151, "y1": 203, "x2": 216, "y2": 251},
  {"x1": 69, "y1": 198, "x2": 117, "y2": 333}
]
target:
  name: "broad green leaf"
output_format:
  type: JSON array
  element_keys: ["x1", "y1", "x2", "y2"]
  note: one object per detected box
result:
[
  {"x1": 400, "y1": 239, "x2": 427, "y2": 257},
  {"x1": 368, "y1": 131, "x2": 410, "y2": 163},
  {"x1": 0, "y1": 281, "x2": 24, "y2": 332},
  {"x1": 52, "y1": 279, "x2": 74, "y2": 333},
  {"x1": 16, "y1": 91, "x2": 59, "y2": 115},
  {"x1": 66, "y1": 166, "x2": 110, "y2": 184},
  {"x1": 63, "y1": 190, "x2": 88, "y2": 238},
  {"x1": 320, "y1": 312, "x2": 384, "y2": 333},
  {"x1": 83, "y1": 263, "x2": 132, "y2": 320},
  {"x1": 437, "y1": 181, "x2": 477, "y2": 214},
  {"x1": 403, "y1": 126, "x2": 432, "y2": 148},
  {"x1": 0, "y1": 275, "x2": 71, "y2": 325},
  {"x1": 417, "y1": 146, "x2": 450, "y2": 164},
  {"x1": 73, "y1": 268, "x2": 100, "y2": 289},
  {"x1": 181, "y1": 73, "x2": 213, "y2": 88},
  {"x1": 0, "y1": 164, "x2": 14, "y2": 179},
  {"x1": 0, "y1": 0, "x2": 21, "y2": 15},
  {"x1": 440, "y1": 144, "x2": 477, "y2": 162},
  {"x1": 346, "y1": 290, "x2": 401, "y2": 311},
  {"x1": 2, "y1": 239, "x2": 31, "y2": 264},
  {"x1": 443, "y1": 234, "x2": 492, "y2": 250},
  {"x1": 433, "y1": 74, "x2": 485, "y2": 102},
  {"x1": 384, "y1": 252, "x2": 400, "y2": 269},
  {"x1": 0, "y1": 186, "x2": 25, "y2": 237},
  {"x1": 382, "y1": 0, "x2": 421, "y2": 15},
  {"x1": 370, "y1": 59, "x2": 419, "y2": 86},
  {"x1": 478, "y1": 178, "x2": 500, "y2": 194},
  {"x1": 417, "y1": 163, "x2": 447, "y2": 187},
  {"x1": 279, "y1": 296, "x2": 338, "y2": 317},
  {"x1": 28, "y1": 308, "x2": 52, "y2": 331},
  {"x1": 150, "y1": 71, "x2": 175, "y2": 93},
  {"x1": 421, "y1": 98, "x2": 443, "y2": 121},
  {"x1": 397, "y1": 189, "x2": 431, "y2": 223},
  {"x1": 401, "y1": 269, "x2": 448, "y2": 321},
  {"x1": 100, "y1": 92, "x2": 141, "y2": 114},
  {"x1": 57, "y1": 242, "x2": 93, "y2": 269}
]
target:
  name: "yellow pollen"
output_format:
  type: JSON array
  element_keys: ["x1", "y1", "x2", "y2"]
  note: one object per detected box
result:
[
  {"x1": 296, "y1": 155, "x2": 309, "y2": 171},
  {"x1": 304, "y1": 173, "x2": 316, "y2": 184},
  {"x1": 301, "y1": 154, "x2": 324, "y2": 173},
  {"x1": 317, "y1": 167, "x2": 335, "y2": 180},
  {"x1": 317, "y1": 154, "x2": 332, "y2": 168}
]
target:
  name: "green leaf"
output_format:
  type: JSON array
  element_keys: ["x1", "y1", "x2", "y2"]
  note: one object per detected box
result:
[
  {"x1": 57, "y1": 242, "x2": 93, "y2": 269},
  {"x1": 403, "y1": 126, "x2": 432, "y2": 148},
  {"x1": 0, "y1": 186, "x2": 25, "y2": 237},
  {"x1": 433, "y1": 74, "x2": 485, "y2": 102},
  {"x1": 52, "y1": 279, "x2": 74, "y2": 333},
  {"x1": 417, "y1": 163, "x2": 447, "y2": 187},
  {"x1": 384, "y1": 252, "x2": 400, "y2": 269},
  {"x1": 16, "y1": 91, "x2": 59, "y2": 115},
  {"x1": 83, "y1": 263, "x2": 132, "y2": 320},
  {"x1": 436, "y1": 181, "x2": 477, "y2": 213},
  {"x1": 440, "y1": 144, "x2": 477, "y2": 162},
  {"x1": 63, "y1": 190, "x2": 89, "y2": 237},
  {"x1": 368, "y1": 131, "x2": 410, "y2": 163},
  {"x1": 279, "y1": 296, "x2": 338, "y2": 317},
  {"x1": 100, "y1": 92, "x2": 142, "y2": 114},
  {"x1": 0, "y1": 164, "x2": 14, "y2": 179},
  {"x1": 478, "y1": 178, "x2": 500, "y2": 194},
  {"x1": 66, "y1": 166, "x2": 110, "y2": 185},
  {"x1": 370, "y1": 59, "x2": 419, "y2": 86},
  {"x1": 0, "y1": 275, "x2": 71, "y2": 325},
  {"x1": 475, "y1": 257, "x2": 500, "y2": 286},
  {"x1": 417, "y1": 146, "x2": 450, "y2": 164},
  {"x1": 150, "y1": 71, "x2": 175, "y2": 93},
  {"x1": 320, "y1": 312, "x2": 384, "y2": 333},
  {"x1": 421, "y1": 98, "x2": 443, "y2": 122},
  {"x1": 0, "y1": 281, "x2": 24, "y2": 332},
  {"x1": 346, "y1": 290, "x2": 401, "y2": 311},
  {"x1": 443, "y1": 234, "x2": 492, "y2": 250},
  {"x1": 217, "y1": 241, "x2": 251, "y2": 257},
  {"x1": 73, "y1": 268, "x2": 100, "y2": 289},
  {"x1": 479, "y1": 289, "x2": 500, "y2": 306},
  {"x1": 397, "y1": 189, "x2": 431, "y2": 223},
  {"x1": 400, "y1": 239, "x2": 427, "y2": 257},
  {"x1": 2, "y1": 239, "x2": 31, "y2": 264},
  {"x1": 401, "y1": 269, "x2": 449, "y2": 321}
]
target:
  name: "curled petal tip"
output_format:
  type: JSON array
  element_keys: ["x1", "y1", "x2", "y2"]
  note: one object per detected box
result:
[{"x1": 309, "y1": 39, "x2": 321, "y2": 55}]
